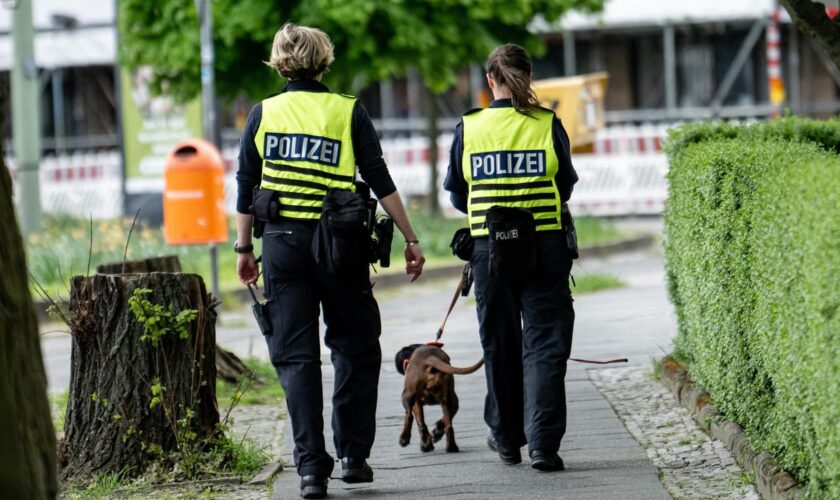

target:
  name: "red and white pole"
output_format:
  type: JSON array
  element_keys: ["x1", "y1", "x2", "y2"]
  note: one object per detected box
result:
[{"x1": 767, "y1": 5, "x2": 785, "y2": 117}]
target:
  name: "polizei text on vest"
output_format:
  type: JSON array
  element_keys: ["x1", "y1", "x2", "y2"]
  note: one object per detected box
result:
[
  {"x1": 471, "y1": 150, "x2": 546, "y2": 181},
  {"x1": 264, "y1": 132, "x2": 342, "y2": 167}
]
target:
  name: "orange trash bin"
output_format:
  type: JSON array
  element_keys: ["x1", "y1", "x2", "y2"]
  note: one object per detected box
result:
[{"x1": 163, "y1": 139, "x2": 229, "y2": 245}]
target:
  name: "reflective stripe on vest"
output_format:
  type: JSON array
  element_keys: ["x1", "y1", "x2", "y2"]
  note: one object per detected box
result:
[
  {"x1": 255, "y1": 92, "x2": 357, "y2": 220},
  {"x1": 462, "y1": 107, "x2": 561, "y2": 237}
]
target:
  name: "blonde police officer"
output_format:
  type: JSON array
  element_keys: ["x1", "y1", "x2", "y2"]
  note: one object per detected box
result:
[
  {"x1": 444, "y1": 44, "x2": 578, "y2": 472},
  {"x1": 235, "y1": 23, "x2": 425, "y2": 499}
]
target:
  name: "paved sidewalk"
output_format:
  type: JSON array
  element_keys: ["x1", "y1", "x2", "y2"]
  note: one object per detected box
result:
[{"x1": 272, "y1": 249, "x2": 674, "y2": 499}]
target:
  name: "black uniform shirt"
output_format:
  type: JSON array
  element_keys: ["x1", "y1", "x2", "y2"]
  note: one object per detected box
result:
[
  {"x1": 443, "y1": 99, "x2": 579, "y2": 213},
  {"x1": 236, "y1": 79, "x2": 397, "y2": 214}
]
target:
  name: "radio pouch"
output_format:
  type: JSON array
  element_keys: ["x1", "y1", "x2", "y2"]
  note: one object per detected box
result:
[
  {"x1": 250, "y1": 187, "x2": 279, "y2": 239},
  {"x1": 312, "y1": 189, "x2": 370, "y2": 274},
  {"x1": 486, "y1": 206, "x2": 537, "y2": 280}
]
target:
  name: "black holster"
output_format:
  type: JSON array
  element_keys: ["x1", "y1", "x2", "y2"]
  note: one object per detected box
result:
[
  {"x1": 486, "y1": 206, "x2": 537, "y2": 281},
  {"x1": 561, "y1": 202, "x2": 579, "y2": 260}
]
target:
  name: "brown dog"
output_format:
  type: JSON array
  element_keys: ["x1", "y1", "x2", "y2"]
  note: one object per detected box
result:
[{"x1": 395, "y1": 344, "x2": 484, "y2": 453}]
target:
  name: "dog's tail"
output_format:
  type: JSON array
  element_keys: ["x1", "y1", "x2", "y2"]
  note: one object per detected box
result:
[{"x1": 424, "y1": 356, "x2": 485, "y2": 375}]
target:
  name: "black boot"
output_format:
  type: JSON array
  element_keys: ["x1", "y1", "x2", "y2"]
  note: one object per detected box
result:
[
  {"x1": 529, "y1": 450, "x2": 565, "y2": 472},
  {"x1": 487, "y1": 435, "x2": 522, "y2": 465},
  {"x1": 340, "y1": 457, "x2": 374, "y2": 483},
  {"x1": 300, "y1": 475, "x2": 328, "y2": 499}
]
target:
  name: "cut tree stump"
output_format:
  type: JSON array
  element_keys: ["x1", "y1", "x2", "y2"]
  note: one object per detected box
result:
[
  {"x1": 59, "y1": 273, "x2": 219, "y2": 480},
  {"x1": 97, "y1": 256, "x2": 252, "y2": 383}
]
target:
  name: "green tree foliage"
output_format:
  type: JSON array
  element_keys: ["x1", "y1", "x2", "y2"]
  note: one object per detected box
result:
[
  {"x1": 664, "y1": 118, "x2": 840, "y2": 497},
  {"x1": 119, "y1": 0, "x2": 602, "y2": 102}
]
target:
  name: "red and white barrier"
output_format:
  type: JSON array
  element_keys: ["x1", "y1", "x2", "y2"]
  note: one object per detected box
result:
[{"x1": 6, "y1": 123, "x2": 673, "y2": 219}]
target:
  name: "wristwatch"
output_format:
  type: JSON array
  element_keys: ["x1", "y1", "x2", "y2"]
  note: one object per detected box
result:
[{"x1": 234, "y1": 241, "x2": 254, "y2": 254}]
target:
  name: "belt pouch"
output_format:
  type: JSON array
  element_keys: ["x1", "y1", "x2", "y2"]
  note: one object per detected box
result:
[
  {"x1": 312, "y1": 189, "x2": 369, "y2": 274},
  {"x1": 486, "y1": 206, "x2": 537, "y2": 280}
]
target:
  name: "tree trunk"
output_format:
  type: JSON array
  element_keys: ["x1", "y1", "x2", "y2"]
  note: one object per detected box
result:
[
  {"x1": 426, "y1": 86, "x2": 441, "y2": 215},
  {"x1": 97, "y1": 255, "x2": 250, "y2": 383},
  {"x1": 781, "y1": 0, "x2": 840, "y2": 73},
  {"x1": 0, "y1": 111, "x2": 58, "y2": 498},
  {"x1": 59, "y1": 273, "x2": 219, "y2": 480}
]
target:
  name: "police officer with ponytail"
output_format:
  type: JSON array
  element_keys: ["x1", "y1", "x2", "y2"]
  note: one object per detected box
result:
[
  {"x1": 444, "y1": 44, "x2": 578, "y2": 472},
  {"x1": 236, "y1": 23, "x2": 425, "y2": 499}
]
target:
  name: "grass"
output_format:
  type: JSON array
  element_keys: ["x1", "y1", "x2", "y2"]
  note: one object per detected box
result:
[
  {"x1": 59, "y1": 358, "x2": 279, "y2": 499},
  {"x1": 50, "y1": 390, "x2": 69, "y2": 434},
  {"x1": 26, "y1": 212, "x2": 627, "y2": 298},
  {"x1": 571, "y1": 273, "x2": 625, "y2": 294},
  {"x1": 215, "y1": 358, "x2": 284, "y2": 406}
]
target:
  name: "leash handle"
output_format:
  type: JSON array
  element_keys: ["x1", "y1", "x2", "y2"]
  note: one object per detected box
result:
[
  {"x1": 569, "y1": 357, "x2": 628, "y2": 365},
  {"x1": 436, "y1": 267, "x2": 466, "y2": 341}
]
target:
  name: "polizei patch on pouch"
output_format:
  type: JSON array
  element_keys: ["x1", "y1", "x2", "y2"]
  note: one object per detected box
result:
[
  {"x1": 470, "y1": 150, "x2": 546, "y2": 181},
  {"x1": 495, "y1": 228, "x2": 520, "y2": 240},
  {"x1": 263, "y1": 133, "x2": 341, "y2": 167}
]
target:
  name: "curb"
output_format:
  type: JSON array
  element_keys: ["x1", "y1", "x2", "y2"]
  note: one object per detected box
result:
[
  {"x1": 658, "y1": 356, "x2": 805, "y2": 500},
  {"x1": 33, "y1": 234, "x2": 655, "y2": 323}
]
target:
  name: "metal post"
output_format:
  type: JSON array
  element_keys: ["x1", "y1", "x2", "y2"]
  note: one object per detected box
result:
[
  {"x1": 11, "y1": 0, "x2": 42, "y2": 236},
  {"x1": 663, "y1": 24, "x2": 678, "y2": 115},
  {"x1": 51, "y1": 68, "x2": 65, "y2": 154},
  {"x1": 197, "y1": 0, "x2": 221, "y2": 299},
  {"x1": 469, "y1": 64, "x2": 485, "y2": 108},
  {"x1": 563, "y1": 32, "x2": 577, "y2": 77},
  {"x1": 380, "y1": 79, "x2": 394, "y2": 135}
]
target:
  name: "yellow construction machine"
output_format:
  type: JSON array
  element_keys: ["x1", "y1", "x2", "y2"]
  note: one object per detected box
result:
[{"x1": 533, "y1": 72, "x2": 608, "y2": 153}]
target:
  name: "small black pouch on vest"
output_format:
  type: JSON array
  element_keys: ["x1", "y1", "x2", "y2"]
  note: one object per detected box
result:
[
  {"x1": 486, "y1": 206, "x2": 537, "y2": 280},
  {"x1": 450, "y1": 227, "x2": 475, "y2": 262},
  {"x1": 250, "y1": 187, "x2": 280, "y2": 239},
  {"x1": 312, "y1": 189, "x2": 370, "y2": 274}
]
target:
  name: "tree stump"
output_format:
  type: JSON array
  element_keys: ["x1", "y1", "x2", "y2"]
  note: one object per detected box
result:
[
  {"x1": 0, "y1": 119, "x2": 58, "y2": 498},
  {"x1": 97, "y1": 256, "x2": 252, "y2": 384},
  {"x1": 59, "y1": 273, "x2": 219, "y2": 480}
]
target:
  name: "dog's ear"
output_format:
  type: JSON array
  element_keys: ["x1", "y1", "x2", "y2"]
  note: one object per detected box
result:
[
  {"x1": 395, "y1": 344, "x2": 422, "y2": 375},
  {"x1": 402, "y1": 359, "x2": 410, "y2": 374}
]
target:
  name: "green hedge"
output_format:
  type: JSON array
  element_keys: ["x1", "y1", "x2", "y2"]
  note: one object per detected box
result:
[{"x1": 664, "y1": 117, "x2": 840, "y2": 497}]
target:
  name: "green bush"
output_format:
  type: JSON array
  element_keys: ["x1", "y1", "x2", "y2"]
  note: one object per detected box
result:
[{"x1": 664, "y1": 117, "x2": 840, "y2": 497}]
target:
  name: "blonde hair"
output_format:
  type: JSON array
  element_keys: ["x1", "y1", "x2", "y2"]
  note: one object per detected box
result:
[{"x1": 266, "y1": 23, "x2": 335, "y2": 80}]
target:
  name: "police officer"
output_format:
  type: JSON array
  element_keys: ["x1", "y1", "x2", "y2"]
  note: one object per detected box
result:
[
  {"x1": 443, "y1": 44, "x2": 578, "y2": 472},
  {"x1": 235, "y1": 23, "x2": 425, "y2": 499}
]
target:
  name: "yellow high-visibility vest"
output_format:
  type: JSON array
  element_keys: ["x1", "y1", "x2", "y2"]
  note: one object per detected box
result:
[
  {"x1": 462, "y1": 107, "x2": 561, "y2": 236},
  {"x1": 255, "y1": 91, "x2": 357, "y2": 220}
]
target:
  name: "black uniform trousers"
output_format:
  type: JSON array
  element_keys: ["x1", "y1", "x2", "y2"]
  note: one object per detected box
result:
[
  {"x1": 261, "y1": 220, "x2": 382, "y2": 478},
  {"x1": 471, "y1": 231, "x2": 574, "y2": 454}
]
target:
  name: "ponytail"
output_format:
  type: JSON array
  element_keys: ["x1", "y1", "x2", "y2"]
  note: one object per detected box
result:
[{"x1": 486, "y1": 44, "x2": 540, "y2": 116}]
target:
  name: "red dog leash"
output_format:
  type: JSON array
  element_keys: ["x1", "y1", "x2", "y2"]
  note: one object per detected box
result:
[{"x1": 430, "y1": 266, "x2": 628, "y2": 365}]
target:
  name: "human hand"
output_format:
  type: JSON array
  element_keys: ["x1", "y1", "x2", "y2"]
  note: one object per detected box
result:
[
  {"x1": 404, "y1": 242, "x2": 425, "y2": 282},
  {"x1": 237, "y1": 252, "x2": 259, "y2": 285}
]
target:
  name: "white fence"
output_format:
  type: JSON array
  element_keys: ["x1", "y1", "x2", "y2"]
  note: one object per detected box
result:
[{"x1": 6, "y1": 124, "x2": 671, "y2": 219}]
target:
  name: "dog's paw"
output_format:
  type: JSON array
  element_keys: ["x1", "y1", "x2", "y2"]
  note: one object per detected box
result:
[
  {"x1": 432, "y1": 424, "x2": 445, "y2": 443},
  {"x1": 399, "y1": 435, "x2": 410, "y2": 447},
  {"x1": 420, "y1": 441, "x2": 434, "y2": 453},
  {"x1": 446, "y1": 443, "x2": 460, "y2": 453}
]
